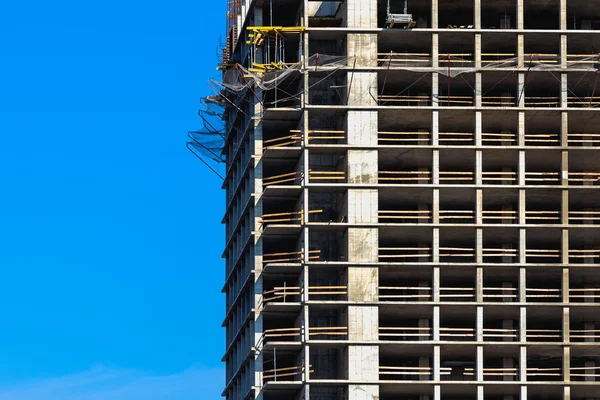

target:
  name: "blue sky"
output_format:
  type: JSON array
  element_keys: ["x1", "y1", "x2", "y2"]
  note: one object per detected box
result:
[{"x1": 0, "y1": 1, "x2": 225, "y2": 397}]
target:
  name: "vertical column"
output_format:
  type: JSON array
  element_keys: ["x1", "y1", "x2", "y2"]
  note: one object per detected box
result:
[
  {"x1": 253, "y1": 71, "x2": 266, "y2": 396},
  {"x1": 432, "y1": 32, "x2": 439, "y2": 110},
  {"x1": 519, "y1": 267, "x2": 527, "y2": 395},
  {"x1": 301, "y1": 5, "x2": 310, "y2": 398},
  {"x1": 346, "y1": 3, "x2": 378, "y2": 400},
  {"x1": 517, "y1": 0, "x2": 524, "y2": 30},
  {"x1": 560, "y1": 0, "x2": 567, "y2": 31},
  {"x1": 251, "y1": 8, "x2": 265, "y2": 393},
  {"x1": 432, "y1": 263, "x2": 440, "y2": 400},
  {"x1": 474, "y1": 0, "x2": 481, "y2": 30}
]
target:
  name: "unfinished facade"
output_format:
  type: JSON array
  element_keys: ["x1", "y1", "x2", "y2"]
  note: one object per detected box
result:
[{"x1": 215, "y1": 1, "x2": 600, "y2": 399}]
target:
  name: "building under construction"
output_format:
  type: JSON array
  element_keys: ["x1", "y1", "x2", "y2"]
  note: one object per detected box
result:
[{"x1": 198, "y1": 0, "x2": 600, "y2": 399}]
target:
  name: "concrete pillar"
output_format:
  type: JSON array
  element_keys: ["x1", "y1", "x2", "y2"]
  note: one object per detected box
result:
[
  {"x1": 433, "y1": 190, "x2": 440, "y2": 224},
  {"x1": 476, "y1": 268, "x2": 484, "y2": 303},
  {"x1": 562, "y1": 268, "x2": 570, "y2": 303},
  {"x1": 564, "y1": 307, "x2": 570, "y2": 343},
  {"x1": 253, "y1": 88, "x2": 266, "y2": 395},
  {"x1": 562, "y1": 189, "x2": 569, "y2": 226},
  {"x1": 476, "y1": 151, "x2": 482, "y2": 186},
  {"x1": 433, "y1": 228, "x2": 440, "y2": 263},
  {"x1": 432, "y1": 150, "x2": 440, "y2": 185},
  {"x1": 562, "y1": 228, "x2": 569, "y2": 265},
  {"x1": 561, "y1": 112, "x2": 569, "y2": 147},
  {"x1": 517, "y1": 0, "x2": 524, "y2": 30},
  {"x1": 475, "y1": 112, "x2": 482, "y2": 147},
  {"x1": 477, "y1": 345, "x2": 484, "y2": 381},
  {"x1": 584, "y1": 360, "x2": 596, "y2": 382},
  {"x1": 503, "y1": 319, "x2": 515, "y2": 342},
  {"x1": 345, "y1": 6, "x2": 379, "y2": 396},
  {"x1": 503, "y1": 357, "x2": 515, "y2": 381},
  {"x1": 433, "y1": 345, "x2": 441, "y2": 380},
  {"x1": 431, "y1": 0, "x2": 438, "y2": 29},
  {"x1": 346, "y1": 0, "x2": 376, "y2": 28},
  {"x1": 476, "y1": 190, "x2": 483, "y2": 225},
  {"x1": 477, "y1": 306, "x2": 484, "y2": 342},
  {"x1": 475, "y1": 73, "x2": 482, "y2": 107},
  {"x1": 520, "y1": 345, "x2": 527, "y2": 382},
  {"x1": 518, "y1": 111, "x2": 526, "y2": 147},
  {"x1": 474, "y1": 0, "x2": 481, "y2": 30},
  {"x1": 518, "y1": 151, "x2": 525, "y2": 186},
  {"x1": 519, "y1": 229, "x2": 527, "y2": 264},
  {"x1": 433, "y1": 306, "x2": 441, "y2": 341},
  {"x1": 564, "y1": 386, "x2": 571, "y2": 400},
  {"x1": 560, "y1": 0, "x2": 567, "y2": 31},
  {"x1": 564, "y1": 345, "x2": 571, "y2": 383}
]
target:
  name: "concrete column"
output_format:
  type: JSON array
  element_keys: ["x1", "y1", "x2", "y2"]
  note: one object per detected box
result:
[
  {"x1": 518, "y1": 73, "x2": 525, "y2": 108},
  {"x1": 433, "y1": 190, "x2": 440, "y2": 224},
  {"x1": 562, "y1": 268, "x2": 570, "y2": 303},
  {"x1": 433, "y1": 345, "x2": 441, "y2": 380},
  {"x1": 345, "y1": 8, "x2": 379, "y2": 395},
  {"x1": 503, "y1": 319, "x2": 515, "y2": 342},
  {"x1": 434, "y1": 385, "x2": 441, "y2": 400},
  {"x1": 475, "y1": 73, "x2": 482, "y2": 107},
  {"x1": 519, "y1": 229, "x2": 526, "y2": 264},
  {"x1": 561, "y1": 34, "x2": 568, "y2": 68},
  {"x1": 562, "y1": 73, "x2": 568, "y2": 108},
  {"x1": 419, "y1": 356, "x2": 430, "y2": 381},
  {"x1": 564, "y1": 307, "x2": 571, "y2": 343},
  {"x1": 520, "y1": 345, "x2": 527, "y2": 382},
  {"x1": 477, "y1": 306, "x2": 484, "y2": 341},
  {"x1": 519, "y1": 190, "x2": 526, "y2": 225},
  {"x1": 561, "y1": 150, "x2": 569, "y2": 186},
  {"x1": 253, "y1": 92, "x2": 266, "y2": 395},
  {"x1": 477, "y1": 267, "x2": 484, "y2": 303},
  {"x1": 433, "y1": 150, "x2": 440, "y2": 185},
  {"x1": 518, "y1": 151, "x2": 525, "y2": 186},
  {"x1": 517, "y1": 0, "x2": 524, "y2": 30},
  {"x1": 476, "y1": 230, "x2": 483, "y2": 265},
  {"x1": 348, "y1": 190, "x2": 378, "y2": 223},
  {"x1": 433, "y1": 268, "x2": 441, "y2": 303},
  {"x1": 346, "y1": 0, "x2": 377, "y2": 28},
  {"x1": 562, "y1": 228, "x2": 569, "y2": 265},
  {"x1": 433, "y1": 228, "x2": 440, "y2": 263},
  {"x1": 560, "y1": 0, "x2": 567, "y2": 31},
  {"x1": 561, "y1": 112, "x2": 569, "y2": 147},
  {"x1": 519, "y1": 268, "x2": 527, "y2": 304},
  {"x1": 503, "y1": 357, "x2": 515, "y2": 382},
  {"x1": 474, "y1": 0, "x2": 481, "y2": 29},
  {"x1": 347, "y1": 73, "x2": 377, "y2": 107},
  {"x1": 431, "y1": 110, "x2": 440, "y2": 146},
  {"x1": 562, "y1": 190, "x2": 569, "y2": 225},
  {"x1": 476, "y1": 151, "x2": 482, "y2": 185},
  {"x1": 433, "y1": 306, "x2": 441, "y2": 341},
  {"x1": 432, "y1": 110, "x2": 439, "y2": 142},
  {"x1": 564, "y1": 345, "x2": 571, "y2": 383},
  {"x1": 475, "y1": 112, "x2": 482, "y2": 146},
  {"x1": 431, "y1": 0, "x2": 438, "y2": 29},
  {"x1": 584, "y1": 360, "x2": 596, "y2": 382},
  {"x1": 564, "y1": 386, "x2": 571, "y2": 400},
  {"x1": 476, "y1": 190, "x2": 483, "y2": 225},
  {"x1": 477, "y1": 345, "x2": 484, "y2": 381},
  {"x1": 518, "y1": 112, "x2": 525, "y2": 147}
]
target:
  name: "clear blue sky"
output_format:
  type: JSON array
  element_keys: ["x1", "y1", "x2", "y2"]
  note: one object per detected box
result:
[{"x1": 0, "y1": 1, "x2": 226, "y2": 398}]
